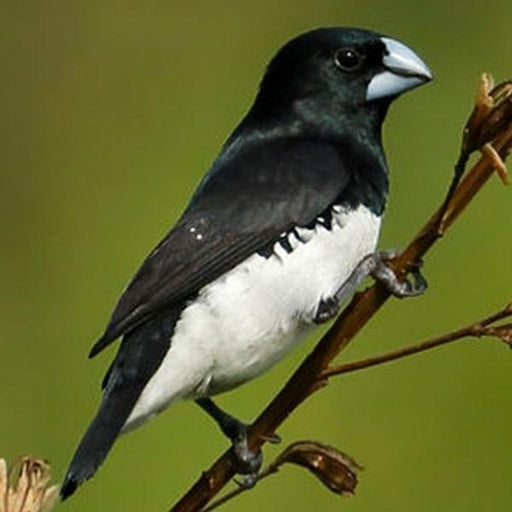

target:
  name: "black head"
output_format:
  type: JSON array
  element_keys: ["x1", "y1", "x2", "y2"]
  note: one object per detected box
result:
[{"x1": 249, "y1": 27, "x2": 432, "y2": 132}]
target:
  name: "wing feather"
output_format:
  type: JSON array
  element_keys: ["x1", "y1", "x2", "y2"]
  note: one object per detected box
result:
[{"x1": 90, "y1": 138, "x2": 349, "y2": 357}]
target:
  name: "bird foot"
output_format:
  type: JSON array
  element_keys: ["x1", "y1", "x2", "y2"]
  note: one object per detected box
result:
[
  {"x1": 371, "y1": 250, "x2": 427, "y2": 298},
  {"x1": 313, "y1": 250, "x2": 427, "y2": 324},
  {"x1": 231, "y1": 423, "x2": 263, "y2": 487},
  {"x1": 195, "y1": 397, "x2": 281, "y2": 485}
]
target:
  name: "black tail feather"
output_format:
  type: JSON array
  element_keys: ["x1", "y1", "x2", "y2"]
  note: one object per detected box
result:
[
  {"x1": 60, "y1": 384, "x2": 143, "y2": 500},
  {"x1": 61, "y1": 304, "x2": 183, "y2": 500}
]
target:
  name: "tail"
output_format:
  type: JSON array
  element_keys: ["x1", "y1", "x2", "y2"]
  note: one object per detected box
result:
[
  {"x1": 60, "y1": 383, "x2": 143, "y2": 499},
  {"x1": 60, "y1": 303, "x2": 183, "y2": 500}
]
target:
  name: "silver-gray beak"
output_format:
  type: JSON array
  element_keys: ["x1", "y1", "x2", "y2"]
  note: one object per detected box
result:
[{"x1": 366, "y1": 37, "x2": 433, "y2": 102}]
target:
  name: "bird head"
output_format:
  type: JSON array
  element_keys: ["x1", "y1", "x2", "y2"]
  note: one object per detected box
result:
[{"x1": 251, "y1": 27, "x2": 433, "y2": 131}]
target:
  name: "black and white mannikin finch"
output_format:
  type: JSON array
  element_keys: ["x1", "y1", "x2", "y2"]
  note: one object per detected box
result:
[{"x1": 61, "y1": 27, "x2": 432, "y2": 498}]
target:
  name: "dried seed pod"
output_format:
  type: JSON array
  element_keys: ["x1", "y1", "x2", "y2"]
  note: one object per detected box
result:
[{"x1": 272, "y1": 440, "x2": 362, "y2": 496}]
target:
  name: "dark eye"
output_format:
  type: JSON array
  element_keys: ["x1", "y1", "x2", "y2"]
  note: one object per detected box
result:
[{"x1": 334, "y1": 47, "x2": 363, "y2": 72}]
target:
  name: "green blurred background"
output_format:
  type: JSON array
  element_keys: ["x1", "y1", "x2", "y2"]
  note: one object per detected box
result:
[{"x1": 2, "y1": 1, "x2": 511, "y2": 510}]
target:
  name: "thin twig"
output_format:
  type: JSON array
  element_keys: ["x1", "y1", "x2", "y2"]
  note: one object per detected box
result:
[
  {"x1": 169, "y1": 79, "x2": 512, "y2": 512},
  {"x1": 202, "y1": 467, "x2": 277, "y2": 512},
  {"x1": 322, "y1": 303, "x2": 512, "y2": 378}
]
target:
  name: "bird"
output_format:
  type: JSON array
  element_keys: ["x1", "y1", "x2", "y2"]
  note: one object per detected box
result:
[{"x1": 60, "y1": 27, "x2": 432, "y2": 499}]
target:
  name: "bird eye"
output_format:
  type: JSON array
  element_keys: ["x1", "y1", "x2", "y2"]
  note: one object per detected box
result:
[{"x1": 334, "y1": 47, "x2": 363, "y2": 72}]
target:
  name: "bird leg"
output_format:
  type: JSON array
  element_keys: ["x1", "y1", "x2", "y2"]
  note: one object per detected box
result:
[
  {"x1": 314, "y1": 250, "x2": 427, "y2": 324},
  {"x1": 195, "y1": 397, "x2": 280, "y2": 487}
]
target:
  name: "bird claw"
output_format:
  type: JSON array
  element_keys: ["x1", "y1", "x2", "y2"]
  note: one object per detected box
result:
[
  {"x1": 314, "y1": 249, "x2": 427, "y2": 326},
  {"x1": 371, "y1": 252, "x2": 427, "y2": 298},
  {"x1": 234, "y1": 474, "x2": 259, "y2": 489},
  {"x1": 314, "y1": 296, "x2": 340, "y2": 324},
  {"x1": 231, "y1": 423, "x2": 263, "y2": 484},
  {"x1": 265, "y1": 432, "x2": 282, "y2": 444}
]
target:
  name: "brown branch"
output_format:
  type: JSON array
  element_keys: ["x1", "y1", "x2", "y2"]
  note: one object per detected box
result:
[
  {"x1": 169, "y1": 77, "x2": 512, "y2": 512},
  {"x1": 322, "y1": 303, "x2": 512, "y2": 378}
]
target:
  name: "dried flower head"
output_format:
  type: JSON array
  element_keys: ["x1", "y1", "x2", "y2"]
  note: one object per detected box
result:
[
  {"x1": 272, "y1": 440, "x2": 362, "y2": 496},
  {"x1": 462, "y1": 74, "x2": 512, "y2": 169},
  {"x1": 0, "y1": 457, "x2": 58, "y2": 512},
  {"x1": 437, "y1": 74, "x2": 512, "y2": 233},
  {"x1": 456, "y1": 73, "x2": 512, "y2": 188}
]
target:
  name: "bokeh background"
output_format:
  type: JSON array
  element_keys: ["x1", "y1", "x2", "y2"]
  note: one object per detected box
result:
[{"x1": 2, "y1": 1, "x2": 511, "y2": 511}]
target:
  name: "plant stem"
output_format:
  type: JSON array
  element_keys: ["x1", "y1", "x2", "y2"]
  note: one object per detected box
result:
[
  {"x1": 202, "y1": 466, "x2": 278, "y2": 512},
  {"x1": 322, "y1": 304, "x2": 512, "y2": 378}
]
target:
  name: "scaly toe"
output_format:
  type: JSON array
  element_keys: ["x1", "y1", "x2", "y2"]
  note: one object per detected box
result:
[
  {"x1": 265, "y1": 432, "x2": 282, "y2": 444},
  {"x1": 232, "y1": 426, "x2": 263, "y2": 476},
  {"x1": 234, "y1": 473, "x2": 259, "y2": 489},
  {"x1": 409, "y1": 266, "x2": 428, "y2": 295},
  {"x1": 314, "y1": 297, "x2": 340, "y2": 324}
]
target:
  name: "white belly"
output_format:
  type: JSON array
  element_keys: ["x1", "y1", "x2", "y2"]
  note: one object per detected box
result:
[{"x1": 125, "y1": 204, "x2": 381, "y2": 429}]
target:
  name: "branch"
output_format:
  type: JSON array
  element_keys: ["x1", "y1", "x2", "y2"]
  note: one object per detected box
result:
[
  {"x1": 169, "y1": 76, "x2": 512, "y2": 512},
  {"x1": 322, "y1": 303, "x2": 512, "y2": 378}
]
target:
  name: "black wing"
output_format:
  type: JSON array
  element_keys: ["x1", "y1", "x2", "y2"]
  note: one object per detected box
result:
[{"x1": 89, "y1": 138, "x2": 350, "y2": 357}]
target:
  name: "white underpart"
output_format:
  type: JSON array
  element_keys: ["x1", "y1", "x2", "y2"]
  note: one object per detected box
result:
[{"x1": 125, "y1": 205, "x2": 381, "y2": 430}]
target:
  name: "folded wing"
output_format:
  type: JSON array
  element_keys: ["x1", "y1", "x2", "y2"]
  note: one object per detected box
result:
[{"x1": 90, "y1": 138, "x2": 350, "y2": 357}]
